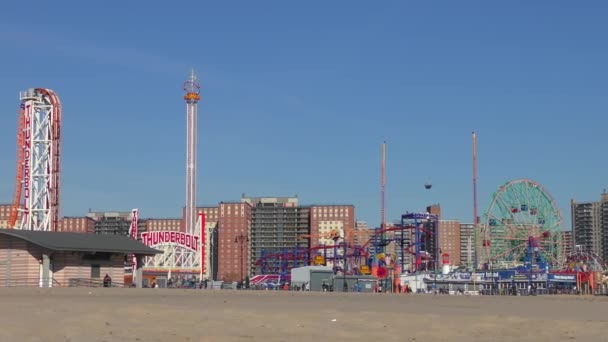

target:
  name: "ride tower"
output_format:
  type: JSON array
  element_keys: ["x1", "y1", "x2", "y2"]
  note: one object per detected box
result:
[
  {"x1": 10, "y1": 88, "x2": 62, "y2": 231},
  {"x1": 141, "y1": 72, "x2": 205, "y2": 279},
  {"x1": 184, "y1": 70, "x2": 201, "y2": 236}
]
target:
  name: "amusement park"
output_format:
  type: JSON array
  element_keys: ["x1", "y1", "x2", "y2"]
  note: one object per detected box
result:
[
  {"x1": 3, "y1": 4, "x2": 608, "y2": 340},
  {"x1": 1, "y1": 75, "x2": 607, "y2": 295},
  {"x1": 244, "y1": 138, "x2": 608, "y2": 295},
  {"x1": 248, "y1": 177, "x2": 607, "y2": 296}
]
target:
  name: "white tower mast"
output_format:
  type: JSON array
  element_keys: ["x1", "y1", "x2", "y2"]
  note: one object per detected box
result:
[{"x1": 183, "y1": 70, "x2": 201, "y2": 234}]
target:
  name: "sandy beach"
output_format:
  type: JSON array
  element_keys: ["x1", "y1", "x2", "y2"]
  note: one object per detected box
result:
[{"x1": 0, "y1": 288, "x2": 606, "y2": 342}]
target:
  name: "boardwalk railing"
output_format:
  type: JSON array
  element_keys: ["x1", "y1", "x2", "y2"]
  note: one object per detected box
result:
[
  {"x1": 0, "y1": 277, "x2": 126, "y2": 288},
  {"x1": 67, "y1": 278, "x2": 125, "y2": 288},
  {"x1": 0, "y1": 277, "x2": 62, "y2": 287}
]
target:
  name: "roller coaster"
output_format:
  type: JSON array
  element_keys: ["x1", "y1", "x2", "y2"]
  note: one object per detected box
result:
[{"x1": 253, "y1": 212, "x2": 440, "y2": 278}]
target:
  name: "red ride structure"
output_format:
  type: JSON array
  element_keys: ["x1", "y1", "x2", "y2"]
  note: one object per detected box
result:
[{"x1": 10, "y1": 88, "x2": 62, "y2": 231}]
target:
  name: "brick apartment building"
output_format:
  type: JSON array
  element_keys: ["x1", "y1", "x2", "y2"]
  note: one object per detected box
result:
[
  {"x1": 438, "y1": 220, "x2": 461, "y2": 267},
  {"x1": 561, "y1": 230, "x2": 574, "y2": 259},
  {"x1": 56, "y1": 217, "x2": 96, "y2": 233},
  {"x1": 0, "y1": 204, "x2": 15, "y2": 229},
  {"x1": 216, "y1": 201, "x2": 251, "y2": 282},
  {"x1": 309, "y1": 205, "x2": 355, "y2": 247},
  {"x1": 196, "y1": 207, "x2": 219, "y2": 280},
  {"x1": 307, "y1": 205, "x2": 354, "y2": 270},
  {"x1": 353, "y1": 221, "x2": 375, "y2": 247},
  {"x1": 145, "y1": 218, "x2": 182, "y2": 232}
]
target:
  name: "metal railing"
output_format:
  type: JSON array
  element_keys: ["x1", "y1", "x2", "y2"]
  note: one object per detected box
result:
[
  {"x1": 0, "y1": 277, "x2": 127, "y2": 288},
  {"x1": 67, "y1": 278, "x2": 125, "y2": 288},
  {"x1": 0, "y1": 277, "x2": 62, "y2": 287}
]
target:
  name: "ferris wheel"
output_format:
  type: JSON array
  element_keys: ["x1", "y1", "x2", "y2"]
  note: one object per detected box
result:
[{"x1": 481, "y1": 179, "x2": 563, "y2": 270}]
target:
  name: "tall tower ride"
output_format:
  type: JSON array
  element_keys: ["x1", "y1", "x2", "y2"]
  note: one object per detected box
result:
[
  {"x1": 380, "y1": 141, "x2": 386, "y2": 251},
  {"x1": 183, "y1": 70, "x2": 201, "y2": 235}
]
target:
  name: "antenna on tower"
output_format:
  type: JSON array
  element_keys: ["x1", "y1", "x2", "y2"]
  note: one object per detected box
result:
[{"x1": 380, "y1": 141, "x2": 386, "y2": 252}]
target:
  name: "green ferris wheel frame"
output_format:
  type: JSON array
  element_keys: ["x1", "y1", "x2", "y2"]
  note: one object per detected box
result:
[{"x1": 481, "y1": 179, "x2": 564, "y2": 270}]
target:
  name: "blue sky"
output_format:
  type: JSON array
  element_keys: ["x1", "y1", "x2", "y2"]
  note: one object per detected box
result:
[{"x1": 0, "y1": 1, "x2": 606, "y2": 229}]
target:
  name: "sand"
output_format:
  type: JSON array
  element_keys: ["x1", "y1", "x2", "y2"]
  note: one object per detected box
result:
[{"x1": 0, "y1": 288, "x2": 606, "y2": 342}]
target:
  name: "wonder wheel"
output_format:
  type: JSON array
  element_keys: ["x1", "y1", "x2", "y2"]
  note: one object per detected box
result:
[{"x1": 481, "y1": 179, "x2": 563, "y2": 270}]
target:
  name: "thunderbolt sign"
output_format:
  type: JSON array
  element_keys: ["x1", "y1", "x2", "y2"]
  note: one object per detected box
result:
[{"x1": 141, "y1": 231, "x2": 201, "y2": 252}]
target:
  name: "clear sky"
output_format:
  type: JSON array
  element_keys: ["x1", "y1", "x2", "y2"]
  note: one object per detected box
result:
[{"x1": 0, "y1": 1, "x2": 606, "y2": 229}]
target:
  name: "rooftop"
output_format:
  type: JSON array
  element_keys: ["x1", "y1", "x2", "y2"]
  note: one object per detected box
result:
[{"x1": 0, "y1": 229, "x2": 162, "y2": 255}]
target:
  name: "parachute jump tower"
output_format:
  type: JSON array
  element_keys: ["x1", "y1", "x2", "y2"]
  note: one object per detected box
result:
[{"x1": 9, "y1": 88, "x2": 62, "y2": 231}]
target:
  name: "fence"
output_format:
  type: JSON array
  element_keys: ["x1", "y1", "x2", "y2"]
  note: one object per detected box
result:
[
  {"x1": 0, "y1": 277, "x2": 125, "y2": 288},
  {"x1": 0, "y1": 277, "x2": 62, "y2": 288},
  {"x1": 67, "y1": 278, "x2": 125, "y2": 288}
]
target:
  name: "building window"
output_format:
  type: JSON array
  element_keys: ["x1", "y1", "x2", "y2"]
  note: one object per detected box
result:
[{"x1": 91, "y1": 264, "x2": 101, "y2": 279}]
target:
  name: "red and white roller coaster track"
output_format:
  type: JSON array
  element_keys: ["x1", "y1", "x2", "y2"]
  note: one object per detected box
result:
[{"x1": 9, "y1": 88, "x2": 62, "y2": 231}]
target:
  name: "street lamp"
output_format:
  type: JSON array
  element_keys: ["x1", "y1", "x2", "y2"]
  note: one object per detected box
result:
[
  {"x1": 343, "y1": 237, "x2": 348, "y2": 292},
  {"x1": 234, "y1": 234, "x2": 249, "y2": 286},
  {"x1": 209, "y1": 227, "x2": 215, "y2": 281}
]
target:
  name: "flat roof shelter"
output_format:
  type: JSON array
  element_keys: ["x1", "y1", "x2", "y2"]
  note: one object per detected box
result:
[{"x1": 0, "y1": 229, "x2": 161, "y2": 288}]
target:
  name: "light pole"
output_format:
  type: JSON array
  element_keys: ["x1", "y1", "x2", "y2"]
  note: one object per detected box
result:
[
  {"x1": 209, "y1": 227, "x2": 215, "y2": 281},
  {"x1": 234, "y1": 234, "x2": 249, "y2": 285},
  {"x1": 343, "y1": 237, "x2": 348, "y2": 292}
]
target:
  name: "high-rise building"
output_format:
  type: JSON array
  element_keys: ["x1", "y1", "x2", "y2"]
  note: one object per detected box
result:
[
  {"x1": 459, "y1": 223, "x2": 475, "y2": 268},
  {"x1": 217, "y1": 202, "x2": 251, "y2": 282},
  {"x1": 86, "y1": 211, "x2": 145, "y2": 236},
  {"x1": 438, "y1": 220, "x2": 461, "y2": 266},
  {"x1": 571, "y1": 199, "x2": 603, "y2": 257},
  {"x1": 601, "y1": 191, "x2": 608, "y2": 261},
  {"x1": 560, "y1": 230, "x2": 574, "y2": 258},
  {"x1": 243, "y1": 196, "x2": 310, "y2": 276}
]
